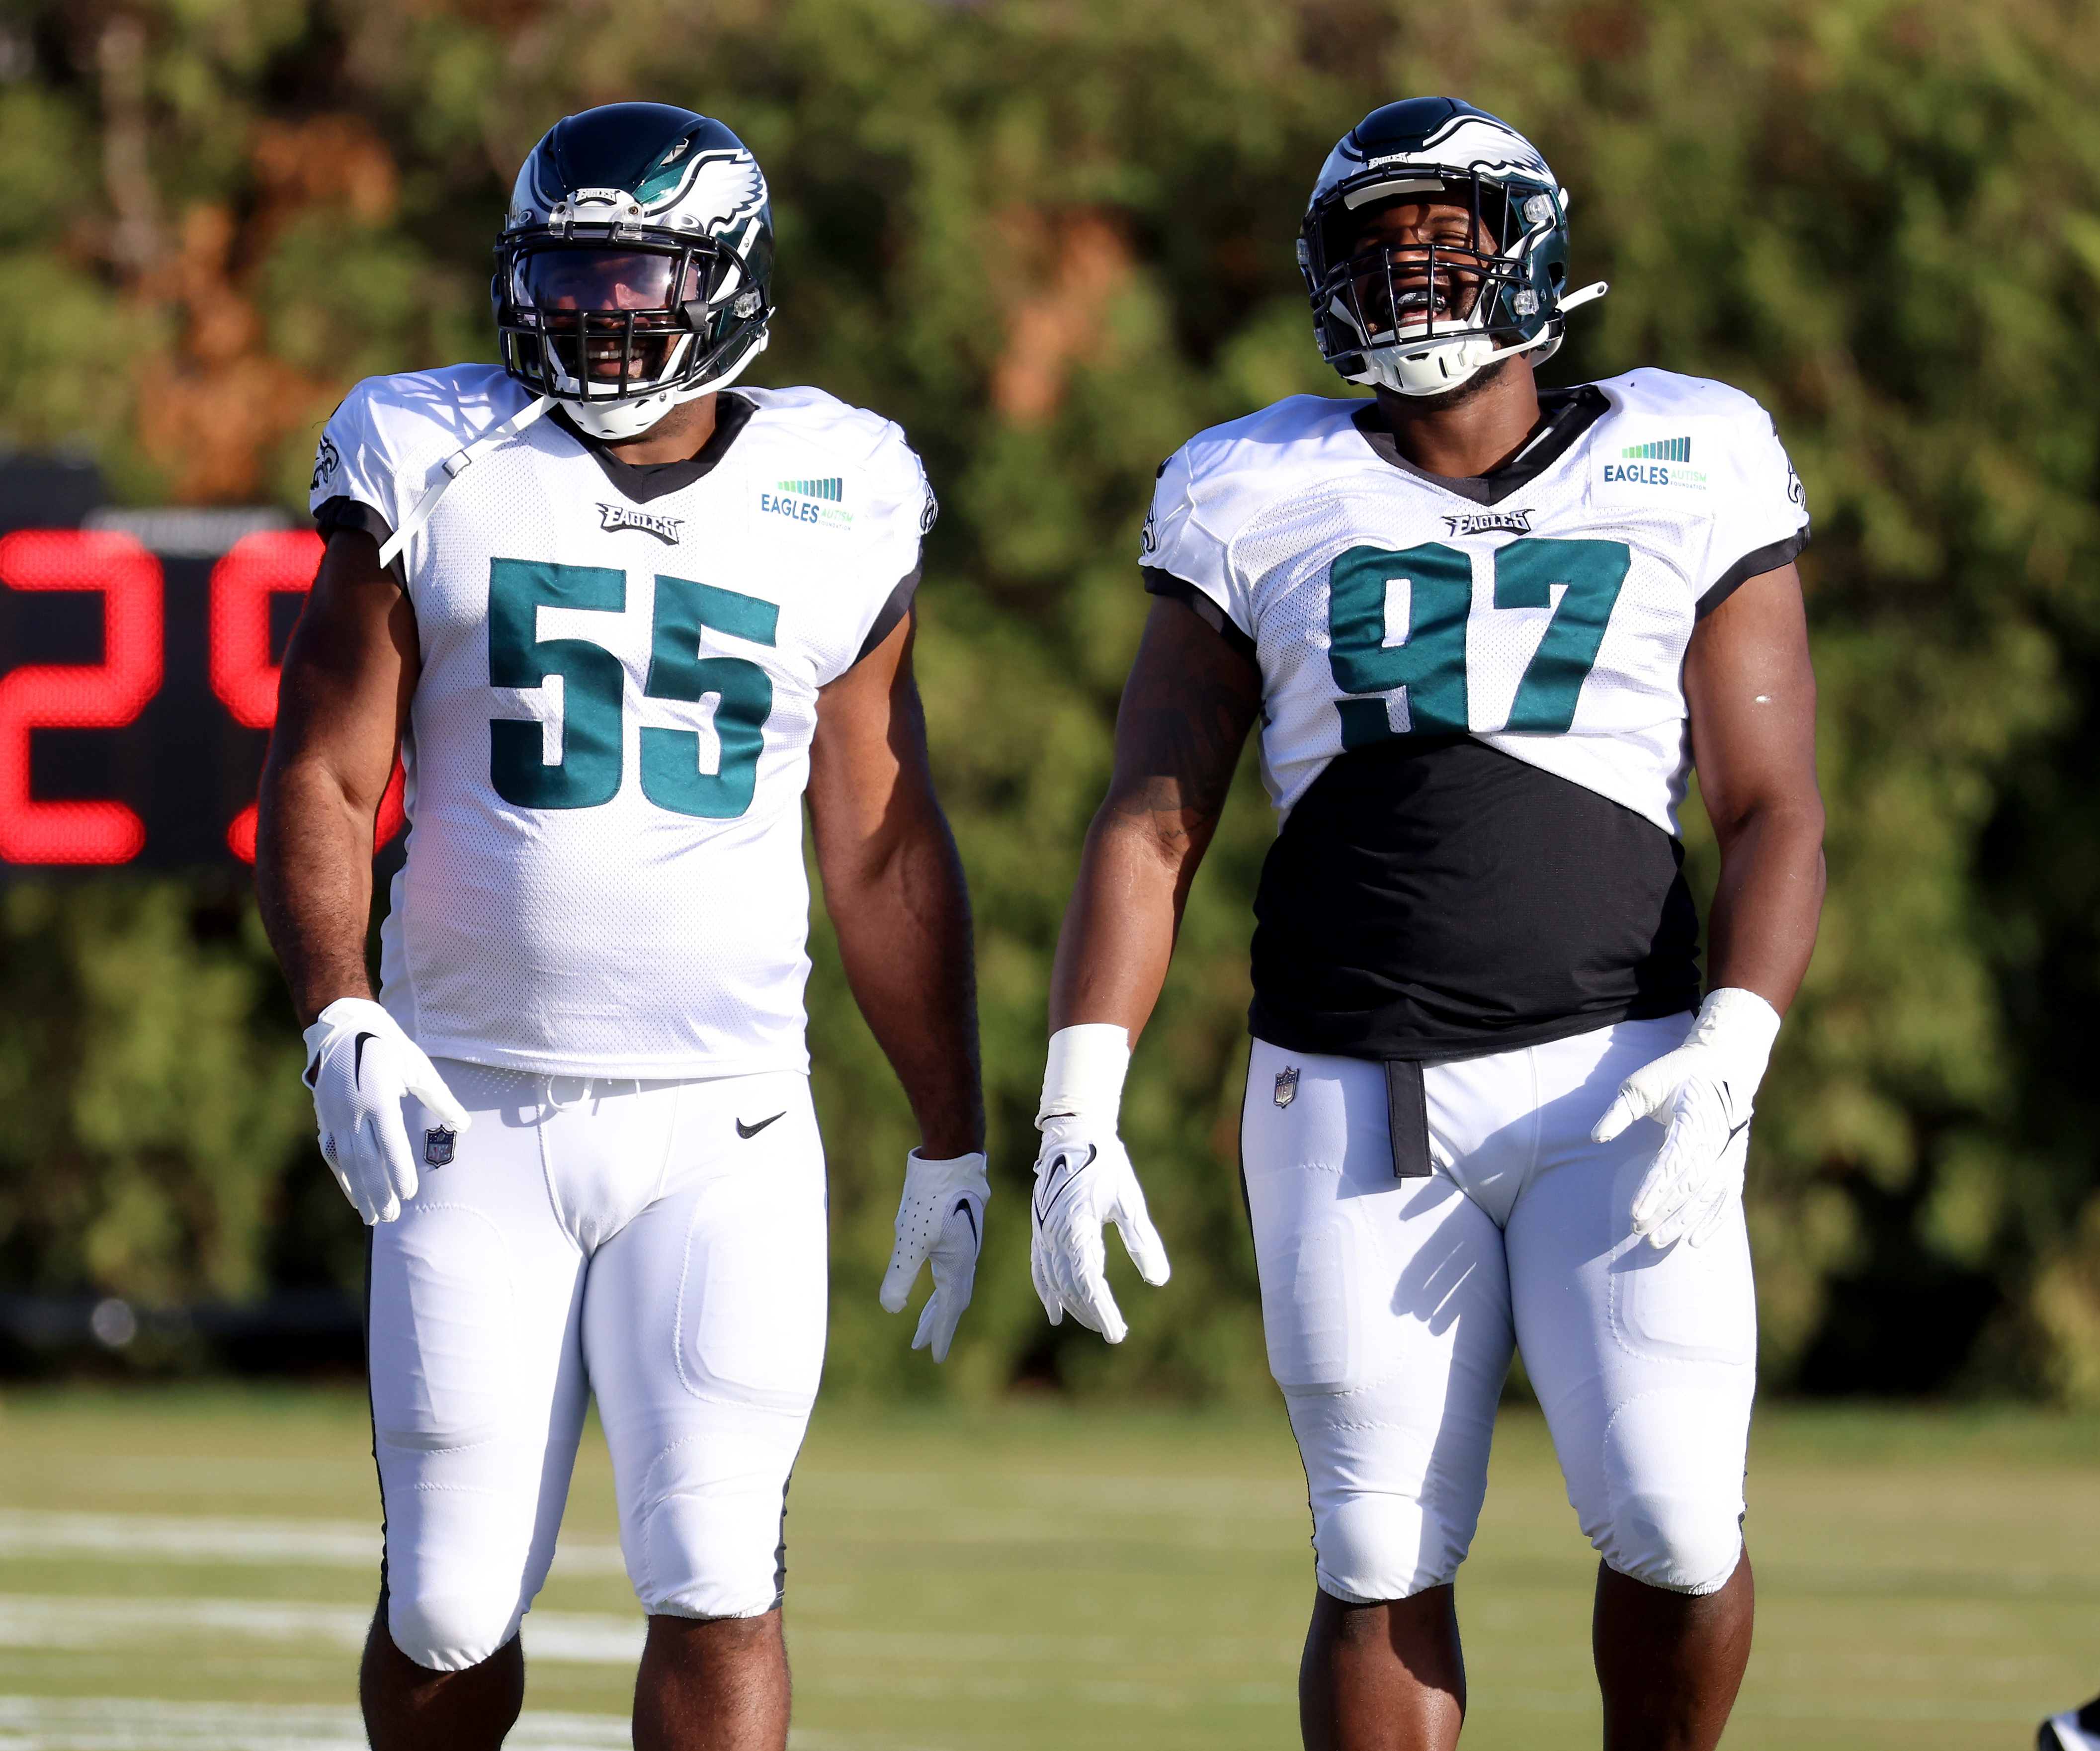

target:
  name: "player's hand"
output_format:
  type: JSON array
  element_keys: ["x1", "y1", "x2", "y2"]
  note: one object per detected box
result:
[
  {"x1": 1592, "y1": 987, "x2": 1782, "y2": 1250},
  {"x1": 300, "y1": 997, "x2": 470, "y2": 1226},
  {"x1": 879, "y1": 1149, "x2": 990, "y2": 1364},
  {"x1": 1029, "y1": 1119, "x2": 1171, "y2": 1344}
]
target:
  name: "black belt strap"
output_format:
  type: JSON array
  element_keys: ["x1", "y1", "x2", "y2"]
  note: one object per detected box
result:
[{"x1": 1384, "y1": 1059, "x2": 1432, "y2": 1179}]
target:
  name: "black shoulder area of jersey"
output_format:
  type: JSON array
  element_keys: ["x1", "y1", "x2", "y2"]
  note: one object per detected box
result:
[
  {"x1": 553, "y1": 393, "x2": 755, "y2": 504},
  {"x1": 1345, "y1": 97, "x2": 1514, "y2": 159},
  {"x1": 1352, "y1": 384, "x2": 1605, "y2": 506},
  {"x1": 541, "y1": 103, "x2": 745, "y2": 195},
  {"x1": 1143, "y1": 568, "x2": 1257, "y2": 662}
]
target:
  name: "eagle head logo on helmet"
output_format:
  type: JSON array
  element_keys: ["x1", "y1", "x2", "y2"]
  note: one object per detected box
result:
[
  {"x1": 1299, "y1": 96, "x2": 1602, "y2": 399},
  {"x1": 492, "y1": 101, "x2": 775, "y2": 441}
]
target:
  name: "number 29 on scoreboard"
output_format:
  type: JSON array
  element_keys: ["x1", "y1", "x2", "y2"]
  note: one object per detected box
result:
[{"x1": 0, "y1": 527, "x2": 404, "y2": 869}]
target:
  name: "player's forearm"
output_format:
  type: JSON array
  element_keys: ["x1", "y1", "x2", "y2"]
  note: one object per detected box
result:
[
  {"x1": 1046, "y1": 810, "x2": 1188, "y2": 1038},
  {"x1": 825, "y1": 815, "x2": 985, "y2": 1158},
  {"x1": 1703, "y1": 799, "x2": 1826, "y2": 1015},
  {"x1": 255, "y1": 759, "x2": 380, "y2": 1027}
]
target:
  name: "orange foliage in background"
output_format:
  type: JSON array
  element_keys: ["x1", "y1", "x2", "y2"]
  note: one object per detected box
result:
[
  {"x1": 131, "y1": 113, "x2": 399, "y2": 503},
  {"x1": 990, "y1": 209, "x2": 1132, "y2": 426}
]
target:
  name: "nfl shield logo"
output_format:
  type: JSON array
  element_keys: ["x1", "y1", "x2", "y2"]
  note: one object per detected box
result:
[
  {"x1": 1274, "y1": 1067, "x2": 1300, "y2": 1109},
  {"x1": 423, "y1": 1127, "x2": 456, "y2": 1168}
]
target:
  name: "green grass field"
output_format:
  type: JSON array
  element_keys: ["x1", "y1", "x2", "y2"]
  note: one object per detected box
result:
[{"x1": 0, "y1": 1388, "x2": 2096, "y2": 1749}]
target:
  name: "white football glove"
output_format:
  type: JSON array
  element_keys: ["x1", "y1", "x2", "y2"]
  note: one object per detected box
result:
[
  {"x1": 879, "y1": 1149, "x2": 990, "y2": 1364},
  {"x1": 300, "y1": 997, "x2": 470, "y2": 1226},
  {"x1": 1030, "y1": 1025, "x2": 1171, "y2": 1345},
  {"x1": 1592, "y1": 987, "x2": 1783, "y2": 1250}
]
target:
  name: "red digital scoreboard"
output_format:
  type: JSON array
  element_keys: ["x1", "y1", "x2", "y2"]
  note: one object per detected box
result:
[{"x1": 0, "y1": 524, "x2": 403, "y2": 868}]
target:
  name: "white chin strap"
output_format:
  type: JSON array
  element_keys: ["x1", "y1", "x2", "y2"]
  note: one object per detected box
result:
[
  {"x1": 1350, "y1": 280, "x2": 1608, "y2": 398},
  {"x1": 379, "y1": 393, "x2": 556, "y2": 569},
  {"x1": 560, "y1": 329, "x2": 770, "y2": 440}
]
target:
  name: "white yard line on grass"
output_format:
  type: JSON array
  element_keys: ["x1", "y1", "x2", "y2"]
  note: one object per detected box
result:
[
  {"x1": 0, "y1": 1595, "x2": 644, "y2": 1663},
  {"x1": 0, "y1": 1696, "x2": 629, "y2": 1750},
  {"x1": 0, "y1": 1697, "x2": 935, "y2": 1751},
  {"x1": 0, "y1": 1511, "x2": 624, "y2": 1575}
]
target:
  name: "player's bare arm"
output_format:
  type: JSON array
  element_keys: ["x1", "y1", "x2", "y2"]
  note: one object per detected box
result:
[
  {"x1": 254, "y1": 528, "x2": 415, "y2": 1026},
  {"x1": 809, "y1": 608, "x2": 983, "y2": 1156},
  {"x1": 810, "y1": 606, "x2": 993, "y2": 1363},
  {"x1": 1047, "y1": 596, "x2": 1262, "y2": 1036},
  {"x1": 1592, "y1": 559, "x2": 1826, "y2": 1254},
  {"x1": 1683, "y1": 560, "x2": 1825, "y2": 1011},
  {"x1": 255, "y1": 532, "x2": 469, "y2": 1229},
  {"x1": 1023, "y1": 598, "x2": 1262, "y2": 1341}
]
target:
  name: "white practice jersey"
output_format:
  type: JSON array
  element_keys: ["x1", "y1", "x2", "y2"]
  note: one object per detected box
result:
[
  {"x1": 1141, "y1": 369, "x2": 1808, "y2": 835},
  {"x1": 310, "y1": 364, "x2": 932, "y2": 1078}
]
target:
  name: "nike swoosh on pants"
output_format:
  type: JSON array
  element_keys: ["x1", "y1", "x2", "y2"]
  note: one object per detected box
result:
[{"x1": 736, "y1": 1112, "x2": 786, "y2": 1139}]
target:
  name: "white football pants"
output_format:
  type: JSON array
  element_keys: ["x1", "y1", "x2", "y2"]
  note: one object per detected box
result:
[
  {"x1": 368, "y1": 1060, "x2": 828, "y2": 1671},
  {"x1": 1243, "y1": 1017, "x2": 1756, "y2": 1605}
]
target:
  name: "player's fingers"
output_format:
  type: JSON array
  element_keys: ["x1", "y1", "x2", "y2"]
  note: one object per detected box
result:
[
  {"x1": 350, "y1": 1117, "x2": 404, "y2": 1225},
  {"x1": 1593, "y1": 1055, "x2": 1684, "y2": 1143},
  {"x1": 399, "y1": 1051, "x2": 472, "y2": 1133},
  {"x1": 922, "y1": 1219, "x2": 979, "y2": 1352},
  {"x1": 364, "y1": 1111, "x2": 418, "y2": 1220},
  {"x1": 910, "y1": 1291, "x2": 941, "y2": 1354},
  {"x1": 1628, "y1": 1154, "x2": 1680, "y2": 1233},
  {"x1": 1634, "y1": 1142, "x2": 1710, "y2": 1248},
  {"x1": 879, "y1": 1231, "x2": 930, "y2": 1314},
  {"x1": 1028, "y1": 1228, "x2": 1064, "y2": 1326},
  {"x1": 1591, "y1": 1086, "x2": 1642, "y2": 1143},
  {"x1": 1643, "y1": 1211, "x2": 1687, "y2": 1251},
  {"x1": 1112, "y1": 1205, "x2": 1173, "y2": 1287},
  {"x1": 1088, "y1": 1277, "x2": 1130, "y2": 1346},
  {"x1": 321, "y1": 1134, "x2": 378, "y2": 1225},
  {"x1": 1684, "y1": 1189, "x2": 1734, "y2": 1248},
  {"x1": 1046, "y1": 1229, "x2": 1107, "y2": 1337},
  {"x1": 1063, "y1": 1260, "x2": 1125, "y2": 1343},
  {"x1": 915, "y1": 1276, "x2": 968, "y2": 1363}
]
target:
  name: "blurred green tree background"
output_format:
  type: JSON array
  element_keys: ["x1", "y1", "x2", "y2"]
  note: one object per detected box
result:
[{"x1": 3, "y1": 0, "x2": 2099, "y2": 1401}]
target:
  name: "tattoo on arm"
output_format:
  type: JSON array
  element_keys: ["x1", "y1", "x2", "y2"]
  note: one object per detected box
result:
[
  {"x1": 1110, "y1": 681, "x2": 1258, "y2": 846},
  {"x1": 1102, "y1": 599, "x2": 1263, "y2": 862}
]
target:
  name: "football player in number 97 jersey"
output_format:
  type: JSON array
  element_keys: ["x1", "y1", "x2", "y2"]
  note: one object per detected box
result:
[
  {"x1": 256, "y1": 103, "x2": 987, "y2": 1751},
  {"x1": 1030, "y1": 98, "x2": 1824, "y2": 1749}
]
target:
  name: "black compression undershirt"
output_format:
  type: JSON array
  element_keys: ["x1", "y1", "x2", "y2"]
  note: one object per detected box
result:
[{"x1": 1248, "y1": 736, "x2": 1701, "y2": 1061}]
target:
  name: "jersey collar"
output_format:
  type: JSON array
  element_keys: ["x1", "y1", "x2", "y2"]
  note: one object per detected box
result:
[
  {"x1": 552, "y1": 391, "x2": 756, "y2": 505},
  {"x1": 1351, "y1": 384, "x2": 1607, "y2": 507}
]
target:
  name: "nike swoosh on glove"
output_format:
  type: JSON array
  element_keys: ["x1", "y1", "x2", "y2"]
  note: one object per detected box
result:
[
  {"x1": 1030, "y1": 1120, "x2": 1171, "y2": 1345},
  {"x1": 879, "y1": 1150, "x2": 990, "y2": 1364},
  {"x1": 300, "y1": 997, "x2": 470, "y2": 1226},
  {"x1": 1592, "y1": 986, "x2": 1782, "y2": 1250}
]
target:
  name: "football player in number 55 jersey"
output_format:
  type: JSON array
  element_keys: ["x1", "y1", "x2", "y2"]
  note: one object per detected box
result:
[
  {"x1": 1030, "y1": 99, "x2": 1824, "y2": 1749},
  {"x1": 256, "y1": 104, "x2": 987, "y2": 1751}
]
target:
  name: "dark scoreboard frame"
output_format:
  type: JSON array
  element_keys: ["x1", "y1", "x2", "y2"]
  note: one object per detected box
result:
[{"x1": 0, "y1": 525, "x2": 403, "y2": 869}]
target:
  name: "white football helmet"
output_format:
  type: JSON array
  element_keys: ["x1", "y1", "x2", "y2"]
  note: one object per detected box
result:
[{"x1": 494, "y1": 102, "x2": 773, "y2": 440}]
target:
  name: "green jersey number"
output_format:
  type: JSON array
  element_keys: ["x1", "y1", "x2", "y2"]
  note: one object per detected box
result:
[
  {"x1": 488, "y1": 560, "x2": 777, "y2": 818},
  {"x1": 1327, "y1": 536, "x2": 1631, "y2": 746}
]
